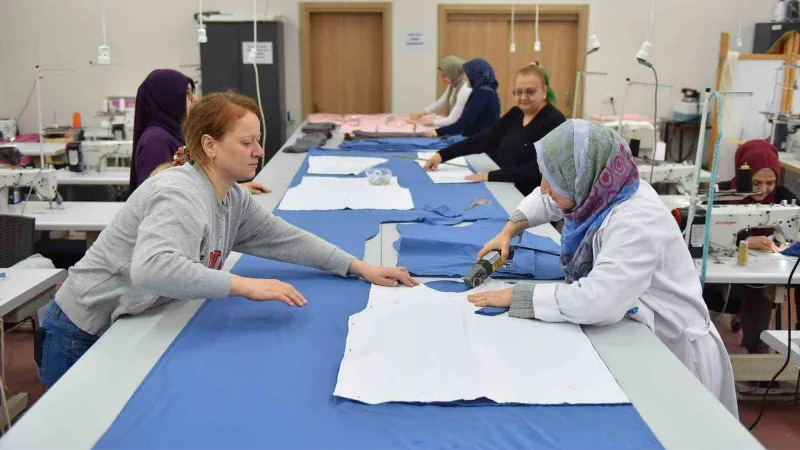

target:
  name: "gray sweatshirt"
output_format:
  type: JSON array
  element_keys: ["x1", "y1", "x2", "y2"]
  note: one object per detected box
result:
[{"x1": 56, "y1": 163, "x2": 356, "y2": 335}]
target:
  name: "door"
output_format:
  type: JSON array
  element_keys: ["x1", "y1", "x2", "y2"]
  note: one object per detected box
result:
[
  {"x1": 301, "y1": 4, "x2": 392, "y2": 117},
  {"x1": 440, "y1": 5, "x2": 586, "y2": 117}
]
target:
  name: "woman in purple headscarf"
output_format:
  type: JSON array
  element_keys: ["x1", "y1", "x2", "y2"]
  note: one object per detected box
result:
[{"x1": 129, "y1": 69, "x2": 269, "y2": 195}]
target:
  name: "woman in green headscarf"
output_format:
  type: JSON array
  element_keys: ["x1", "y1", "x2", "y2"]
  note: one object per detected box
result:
[{"x1": 409, "y1": 55, "x2": 471, "y2": 127}]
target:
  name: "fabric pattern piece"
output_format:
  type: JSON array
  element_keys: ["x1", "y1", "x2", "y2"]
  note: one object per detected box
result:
[
  {"x1": 279, "y1": 176, "x2": 414, "y2": 211},
  {"x1": 394, "y1": 220, "x2": 563, "y2": 280},
  {"x1": 334, "y1": 281, "x2": 630, "y2": 405}
]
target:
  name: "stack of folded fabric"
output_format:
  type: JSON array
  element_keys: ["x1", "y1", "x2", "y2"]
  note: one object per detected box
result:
[{"x1": 284, "y1": 122, "x2": 338, "y2": 154}]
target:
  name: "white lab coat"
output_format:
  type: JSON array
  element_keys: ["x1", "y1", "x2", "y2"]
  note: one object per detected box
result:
[{"x1": 515, "y1": 181, "x2": 738, "y2": 417}]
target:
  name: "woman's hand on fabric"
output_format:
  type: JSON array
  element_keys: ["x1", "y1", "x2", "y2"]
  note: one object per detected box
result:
[
  {"x1": 465, "y1": 172, "x2": 488, "y2": 182},
  {"x1": 420, "y1": 117, "x2": 435, "y2": 126},
  {"x1": 477, "y1": 232, "x2": 512, "y2": 264},
  {"x1": 423, "y1": 130, "x2": 438, "y2": 138},
  {"x1": 409, "y1": 111, "x2": 425, "y2": 120},
  {"x1": 348, "y1": 260, "x2": 419, "y2": 287},
  {"x1": 747, "y1": 236, "x2": 779, "y2": 252},
  {"x1": 230, "y1": 275, "x2": 307, "y2": 306},
  {"x1": 241, "y1": 181, "x2": 271, "y2": 195},
  {"x1": 467, "y1": 288, "x2": 513, "y2": 308},
  {"x1": 424, "y1": 152, "x2": 443, "y2": 171}
]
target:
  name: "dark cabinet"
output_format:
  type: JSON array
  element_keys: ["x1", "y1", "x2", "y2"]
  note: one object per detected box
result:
[{"x1": 199, "y1": 20, "x2": 286, "y2": 165}]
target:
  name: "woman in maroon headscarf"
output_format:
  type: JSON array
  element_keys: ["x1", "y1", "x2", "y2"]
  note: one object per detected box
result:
[
  {"x1": 705, "y1": 139, "x2": 799, "y2": 354},
  {"x1": 129, "y1": 69, "x2": 268, "y2": 195}
]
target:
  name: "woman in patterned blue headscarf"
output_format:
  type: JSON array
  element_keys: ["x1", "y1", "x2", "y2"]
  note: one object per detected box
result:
[
  {"x1": 465, "y1": 120, "x2": 738, "y2": 417},
  {"x1": 425, "y1": 58, "x2": 500, "y2": 138}
]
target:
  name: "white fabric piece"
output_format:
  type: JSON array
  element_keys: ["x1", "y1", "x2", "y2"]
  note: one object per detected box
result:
[
  {"x1": 417, "y1": 151, "x2": 475, "y2": 184},
  {"x1": 307, "y1": 156, "x2": 388, "y2": 175},
  {"x1": 515, "y1": 182, "x2": 738, "y2": 417},
  {"x1": 278, "y1": 176, "x2": 414, "y2": 211},
  {"x1": 334, "y1": 280, "x2": 630, "y2": 405}
]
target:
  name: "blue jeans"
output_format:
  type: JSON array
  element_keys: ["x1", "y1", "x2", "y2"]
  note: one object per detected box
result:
[{"x1": 35, "y1": 302, "x2": 99, "y2": 389}]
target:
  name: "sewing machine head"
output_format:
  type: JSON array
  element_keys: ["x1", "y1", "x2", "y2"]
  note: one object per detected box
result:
[
  {"x1": 80, "y1": 141, "x2": 133, "y2": 172},
  {"x1": 0, "y1": 166, "x2": 60, "y2": 204},
  {"x1": 705, "y1": 202, "x2": 800, "y2": 251},
  {"x1": 636, "y1": 161, "x2": 695, "y2": 187}
]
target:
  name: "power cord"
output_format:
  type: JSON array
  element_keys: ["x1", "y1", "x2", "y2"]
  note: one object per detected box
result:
[
  {"x1": 748, "y1": 255, "x2": 798, "y2": 431},
  {"x1": 19, "y1": 167, "x2": 45, "y2": 216},
  {"x1": 14, "y1": 81, "x2": 37, "y2": 129},
  {"x1": 252, "y1": 0, "x2": 267, "y2": 157},
  {"x1": 512, "y1": 244, "x2": 561, "y2": 257},
  {"x1": 649, "y1": 65, "x2": 658, "y2": 184}
]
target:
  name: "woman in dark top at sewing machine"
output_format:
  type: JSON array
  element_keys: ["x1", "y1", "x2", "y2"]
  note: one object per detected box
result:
[
  {"x1": 423, "y1": 63, "x2": 566, "y2": 196},
  {"x1": 704, "y1": 140, "x2": 800, "y2": 356}
]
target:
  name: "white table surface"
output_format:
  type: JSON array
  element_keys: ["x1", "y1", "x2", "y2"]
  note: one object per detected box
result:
[
  {"x1": 1, "y1": 143, "x2": 66, "y2": 157},
  {"x1": 56, "y1": 168, "x2": 129, "y2": 186},
  {"x1": 0, "y1": 269, "x2": 66, "y2": 318},
  {"x1": 760, "y1": 330, "x2": 800, "y2": 367},
  {"x1": 1, "y1": 125, "x2": 761, "y2": 450},
  {"x1": 4, "y1": 201, "x2": 123, "y2": 231}
]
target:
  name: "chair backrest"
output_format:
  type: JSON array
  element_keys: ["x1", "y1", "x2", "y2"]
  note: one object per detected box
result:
[{"x1": 0, "y1": 214, "x2": 35, "y2": 267}]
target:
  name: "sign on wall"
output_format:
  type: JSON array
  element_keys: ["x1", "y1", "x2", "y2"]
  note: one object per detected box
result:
[
  {"x1": 405, "y1": 32, "x2": 425, "y2": 49},
  {"x1": 242, "y1": 42, "x2": 274, "y2": 64}
]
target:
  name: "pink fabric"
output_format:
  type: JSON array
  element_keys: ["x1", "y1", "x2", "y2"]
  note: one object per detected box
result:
[
  {"x1": 307, "y1": 114, "x2": 435, "y2": 134},
  {"x1": 1, "y1": 133, "x2": 40, "y2": 143},
  {"x1": 307, "y1": 114, "x2": 345, "y2": 125}
]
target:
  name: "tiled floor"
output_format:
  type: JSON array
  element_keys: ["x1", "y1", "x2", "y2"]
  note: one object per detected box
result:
[{"x1": 2, "y1": 307, "x2": 798, "y2": 447}]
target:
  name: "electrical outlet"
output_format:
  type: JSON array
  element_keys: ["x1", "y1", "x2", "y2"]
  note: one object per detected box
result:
[{"x1": 97, "y1": 45, "x2": 111, "y2": 65}]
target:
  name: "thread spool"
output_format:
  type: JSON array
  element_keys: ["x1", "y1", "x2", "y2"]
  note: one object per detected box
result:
[
  {"x1": 737, "y1": 163, "x2": 752, "y2": 192},
  {"x1": 737, "y1": 240, "x2": 749, "y2": 266}
]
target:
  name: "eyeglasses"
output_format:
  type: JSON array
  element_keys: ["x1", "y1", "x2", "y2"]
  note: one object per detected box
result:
[{"x1": 511, "y1": 88, "x2": 539, "y2": 97}]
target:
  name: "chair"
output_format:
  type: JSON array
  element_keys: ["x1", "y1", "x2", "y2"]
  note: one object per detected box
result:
[{"x1": 0, "y1": 214, "x2": 35, "y2": 267}]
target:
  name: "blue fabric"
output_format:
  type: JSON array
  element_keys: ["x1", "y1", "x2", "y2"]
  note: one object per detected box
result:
[
  {"x1": 781, "y1": 242, "x2": 800, "y2": 257},
  {"x1": 95, "y1": 149, "x2": 662, "y2": 450},
  {"x1": 476, "y1": 306, "x2": 509, "y2": 316},
  {"x1": 338, "y1": 136, "x2": 465, "y2": 151},
  {"x1": 423, "y1": 204, "x2": 462, "y2": 218},
  {"x1": 395, "y1": 220, "x2": 564, "y2": 280},
  {"x1": 37, "y1": 302, "x2": 100, "y2": 389},
  {"x1": 425, "y1": 280, "x2": 469, "y2": 292},
  {"x1": 436, "y1": 89, "x2": 501, "y2": 138}
]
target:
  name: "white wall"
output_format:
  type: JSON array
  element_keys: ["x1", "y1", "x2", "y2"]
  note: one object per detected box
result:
[{"x1": 0, "y1": 0, "x2": 774, "y2": 135}]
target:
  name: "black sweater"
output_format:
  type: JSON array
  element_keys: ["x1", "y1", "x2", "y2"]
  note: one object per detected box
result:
[{"x1": 437, "y1": 104, "x2": 566, "y2": 195}]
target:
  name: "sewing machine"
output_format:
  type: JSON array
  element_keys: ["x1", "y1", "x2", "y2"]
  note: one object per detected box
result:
[
  {"x1": 77, "y1": 140, "x2": 133, "y2": 172},
  {"x1": 673, "y1": 201, "x2": 800, "y2": 256},
  {"x1": 637, "y1": 161, "x2": 696, "y2": 190},
  {"x1": 0, "y1": 166, "x2": 61, "y2": 212}
]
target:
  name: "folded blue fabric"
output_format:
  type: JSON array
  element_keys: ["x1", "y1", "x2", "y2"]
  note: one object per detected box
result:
[
  {"x1": 475, "y1": 306, "x2": 509, "y2": 316},
  {"x1": 395, "y1": 220, "x2": 564, "y2": 280},
  {"x1": 423, "y1": 204, "x2": 463, "y2": 218},
  {"x1": 781, "y1": 241, "x2": 800, "y2": 257},
  {"x1": 338, "y1": 136, "x2": 465, "y2": 150}
]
